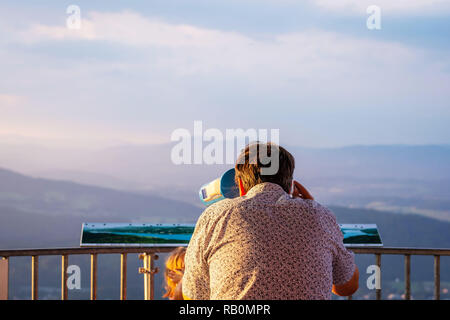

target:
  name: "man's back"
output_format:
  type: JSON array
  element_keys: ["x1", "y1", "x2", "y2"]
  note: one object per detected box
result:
[{"x1": 183, "y1": 182, "x2": 356, "y2": 300}]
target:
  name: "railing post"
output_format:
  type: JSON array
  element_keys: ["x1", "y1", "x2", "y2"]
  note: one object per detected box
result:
[
  {"x1": 375, "y1": 254, "x2": 382, "y2": 300},
  {"x1": 61, "y1": 255, "x2": 68, "y2": 300},
  {"x1": 139, "y1": 253, "x2": 159, "y2": 300},
  {"x1": 404, "y1": 254, "x2": 411, "y2": 300},
  {"x1": 434, "y1": 255, "x2": 440, "y2": 300},
  {"x1": 144, "y1": 254, "x2": 153, "y2": 301},
  {"x1": 0, "y1": 257, "x2": 8, "y2": 300},
  {"x1": 120, "y1": 253, "x2": 127, "y2": 300},
  {"x1": 31, "y1": 255, "x2": 39, "y2": 300},
  {"x1": 90, "y1": 254, "x2": 97, "y2": 300}
]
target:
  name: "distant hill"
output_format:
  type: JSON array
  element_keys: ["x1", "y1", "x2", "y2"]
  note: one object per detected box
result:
[{"x1": 0, "y1": 167, "x2": 202, "y2": 248}]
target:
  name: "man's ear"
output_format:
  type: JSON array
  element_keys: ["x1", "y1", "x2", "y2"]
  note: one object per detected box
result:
[{"x1": 238, "y1": 178, "x2": 247, "y2": 196}]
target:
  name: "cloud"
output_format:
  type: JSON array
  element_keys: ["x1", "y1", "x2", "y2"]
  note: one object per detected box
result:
[
  {"x1": 5, "y1": 10, "x2": 450, "y2": 146},
  {"x1": 12, "y1": 10, "x2": 450, "y2": 109},
  {"x1": 18, "y1": 10, "x2": 446, "y2": 80},
  {"x1": 365, "y1": 202, "x2": 450, "y2": 222},
  {"x1": 309, "y1": 0, "x2": 450, "y2": 15},
  {"x1": 21, "y1": 11, "x2": 251, "y2": 48}
]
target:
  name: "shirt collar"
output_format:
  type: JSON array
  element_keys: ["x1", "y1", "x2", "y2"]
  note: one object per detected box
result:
[{"x1": 245, "y1": 182, "x2": 287, "y2": 198}]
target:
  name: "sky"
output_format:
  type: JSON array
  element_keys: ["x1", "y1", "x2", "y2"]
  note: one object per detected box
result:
[{"x1": 0, "y1": 0, "x2": 449, "y2": 148}]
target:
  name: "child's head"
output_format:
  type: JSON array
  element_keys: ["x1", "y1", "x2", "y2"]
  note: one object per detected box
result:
[{"x1": 163, "y1": 247, "x2": 186, "y2": 299}]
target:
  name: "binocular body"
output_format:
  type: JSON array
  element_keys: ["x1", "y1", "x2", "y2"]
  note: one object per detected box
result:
[{"x1": 199, "y1": 168, "x2": 240, "y2": 206}]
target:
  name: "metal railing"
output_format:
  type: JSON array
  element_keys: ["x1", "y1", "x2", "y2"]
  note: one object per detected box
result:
[{"x1": 0, "y1": 246, "x2": 449, "y2": 300}]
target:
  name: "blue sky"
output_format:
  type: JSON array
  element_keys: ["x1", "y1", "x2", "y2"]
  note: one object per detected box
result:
[{"x1": 0, "y1": 0, "x2": 449, "y2": 148}]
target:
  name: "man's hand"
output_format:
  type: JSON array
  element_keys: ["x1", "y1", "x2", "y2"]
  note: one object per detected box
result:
[
  {"x1": 291, "y1": 180, "x2": 314, "y2": 200},
  {"x1": 332, "y1": 267, "x2": 359, "y2": 297}
]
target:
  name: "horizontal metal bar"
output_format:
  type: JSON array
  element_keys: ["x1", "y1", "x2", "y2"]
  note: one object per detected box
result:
[
  {"x1": 0, "y1": 246, "x2": 177, "y2": 257},
  {"x1": 349, "y1": 247, "x2": 450, "y2": 256},
  {"x1": 0, "y1": 246, "x2": 449, "y2": 258}
]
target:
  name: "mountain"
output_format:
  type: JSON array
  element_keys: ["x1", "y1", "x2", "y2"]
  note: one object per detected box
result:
[
  {"x1": 1, "y1": 142, "x2": 449, "y2": 220},
  {"x1": 0, "y1": 167, "x2": 202, "y2": 249}
]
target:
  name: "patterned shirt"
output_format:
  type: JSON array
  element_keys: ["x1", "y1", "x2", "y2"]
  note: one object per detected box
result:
[{"x1": 183, "y1": 182, "x2": 356, "y2": 300}]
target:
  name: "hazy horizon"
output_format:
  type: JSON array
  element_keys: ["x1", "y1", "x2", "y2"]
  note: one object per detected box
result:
[{"x1": 1, "y1": 132, "x2": 450, "y2": 150}]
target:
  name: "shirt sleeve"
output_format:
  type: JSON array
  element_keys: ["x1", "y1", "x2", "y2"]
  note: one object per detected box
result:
[
  {"x1": 182, "y1": 211, "x2": 211, "y2": 300},
  {"x1": 332, "y1": 237, "x2": 356, "y2": 285},
  {"x1": 325, "y1": 209, "x2": 357, "y2": 285}
]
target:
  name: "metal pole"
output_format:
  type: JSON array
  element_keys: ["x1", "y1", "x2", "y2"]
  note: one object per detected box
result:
[
  {"x1": 120, "y1": 253, "x2": 127, "y2": 300},
  {"x1": 61, "y1": 255, "x2": 68, "y2": 300},
  {"x1": 434, "y1": 255, "x2": 440, "y2": 300},
  {"x1": 375, "y1": 254, "x2": 382, "y2": 300},
  {"x1": 404, "y1": 254, "x2": 410, "y2": 300},
  {"x1": 90, "y1": 254, "x2": 97, "y2": 300},
  {"x1": 31, "y1": 256, "x2": 39, "y2": 300},
  {"x1": 0, "y1": 257, "x2": 8, "y2": 300}
]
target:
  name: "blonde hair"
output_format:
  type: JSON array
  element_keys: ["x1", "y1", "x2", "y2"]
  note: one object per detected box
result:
[{"x1": 163, "y1": 247, "x2": 186, "y2": 299}]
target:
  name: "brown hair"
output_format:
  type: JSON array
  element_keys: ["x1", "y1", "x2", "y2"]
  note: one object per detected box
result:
[{"x1": 235, "y1": 142, "x2": 295, "y2": 193}]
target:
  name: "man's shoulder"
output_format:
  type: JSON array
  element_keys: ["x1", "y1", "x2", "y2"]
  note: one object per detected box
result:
[{"x1": 199, "y1": 197, "x2": 240, "y2": 221}]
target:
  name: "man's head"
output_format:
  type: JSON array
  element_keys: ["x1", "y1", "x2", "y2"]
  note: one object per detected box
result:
[{"x1": 235, "y1": 142, "x2": 295, "y2": 194}]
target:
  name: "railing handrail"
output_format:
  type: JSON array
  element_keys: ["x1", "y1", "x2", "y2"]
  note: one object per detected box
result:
[
  {"x1": 1, "y1": 246, "x2": 450, "y2": 257},
  {"x1": 0, "y1": 246, "x2": 176, "y2": 257},
  {"x1": 349, "y1": 247, "x2": 450, "y2": 256}
]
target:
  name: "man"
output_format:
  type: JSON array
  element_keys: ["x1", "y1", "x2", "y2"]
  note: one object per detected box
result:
[{"x1": 182, "y1": 142, "x2": 358, "y2": 300}]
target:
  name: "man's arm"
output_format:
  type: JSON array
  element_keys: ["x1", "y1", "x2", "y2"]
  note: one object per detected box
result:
[
  {"x1": 323, "y1": 206, "x2": 359, "y2": 297},
  {"x1": 332, "y1": 266, "x2": 359, "y2": 296},
  {"x1": 182, "y1": 212, "x2": 211, "y2": 300}
]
